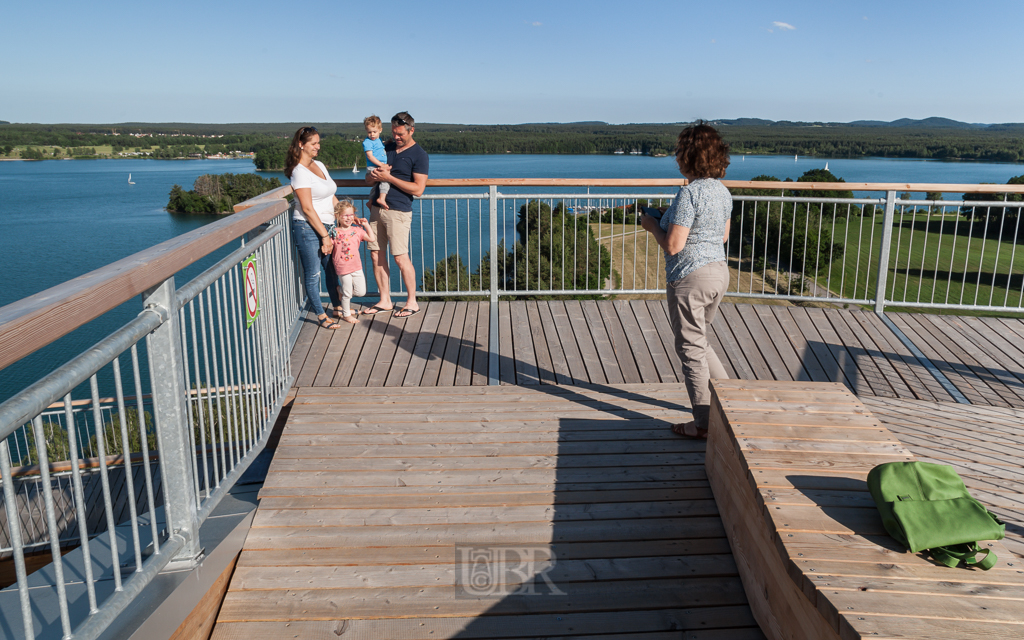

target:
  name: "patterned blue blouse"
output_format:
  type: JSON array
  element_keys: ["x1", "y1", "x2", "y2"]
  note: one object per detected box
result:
[{"x1": 660, "y1": 178, "x2": 733, "y2": 283}]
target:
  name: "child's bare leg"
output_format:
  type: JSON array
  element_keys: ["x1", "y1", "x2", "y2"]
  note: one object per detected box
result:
[{"x1": 376, "y1": 182, "x2": 390, "y2": 209}]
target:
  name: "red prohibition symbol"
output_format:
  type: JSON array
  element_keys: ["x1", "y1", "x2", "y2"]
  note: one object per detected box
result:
[{"x1": 245, "y1": 261, "x2": 259, "y2": 317}]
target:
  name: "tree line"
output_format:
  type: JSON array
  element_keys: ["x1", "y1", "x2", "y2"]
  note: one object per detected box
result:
[{"x1": 167, "y1": 173, "x2": 281, "y2": 214}]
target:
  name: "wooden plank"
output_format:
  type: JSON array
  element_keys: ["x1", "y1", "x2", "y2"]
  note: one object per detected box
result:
[
  {"x1": 786, "y1": 306, "x2": 854, "y2": 388},
  {"x1": 548, "y1": 300, "x2": 590, "y2": 383},
  {"x1": 855, "y1": 310, "x2": 951, "y2": 402},
  {"x1": 887, "y1": 312, "x2": 990, "y2": 405},
  {"x1": 630, "y1": 300, "x2": 677, "y2": 383},
  {"x1": 597, "y1": 300, "x2": 642, "y2": 383},
  {"x1": 364, "y1": 311, "x2": 405, "y2": 387},
  {"x1": 802, "y1": 307, "x2": 872, "y2": 396},
  {"x1": 834, "y1": 309, "x2": 915, "y2": 398},
  {"x1": 912, "y1": 313, "x2": 1016, "y2": 407},
  {"x1": 737, "y1": 304, "x2": 796, "y2": 381},
  {"x1": 769, "y1": 306, "x2": 832, "y2": 383},
  {"x1": 310, "y1": 319, "x2": 352, "y2": 387},
  {"x1": 705, "y1": 307, "x2": 749, "y2": 380},
  {"x1": 212, "y1": 607, "x2": 762, "y2": 640},
  {"x1": 287, "y1": 311, "x2": 318, "y2": 378},
  {"x1": 497, "y1": 300, "x2": 516, "y2": 385},
  {"x1": 454, "y1": 300, "x2": 478, "y2": 386},
  {"x1": 647, "y1": 299, "x2": 685, "y2": 376},
  {"x1": 718, "y1": 304, "x2": 773, "y2": 380},
  {"x1": 938, "y1": 315, "x2": 1024, "y2": 404},
  {"x1": 582, "y1": 299, "x2": 626, "y2": 384},
  {"x1": 400, "y1": 301, "x2": 443, "y2": 387},
  {"x1": 293, "y1": 322, "x2": 332, "y2": 388},
  {"x1": 509, "y1": 300, "x2": 540, "y2": 384},
  {"x1": 418, "y1": 302, "x2": 457, "y2": 387},
  {"x1": 471, "y1": 301, "x2": 489, "y2": 385},
  {"x1": 821, "y1": 308, "x2": 898, "y2": 398},
  {"x1": 382, "y1": 300, "x2": 429, "y2": 387},
  {"x1": 536, "y1": 301, "x2": 573, "y2": 385},
  {"x1": 747, "y1": 305, "x2": 807, "y2": 381},
  {"x1": 437, "y1": 302, "x2": 469, "y2": 386},
  {"x1": 327, "y1": 307, "x2": 373, "y2": 387},
  {"x1": 525, "y1": 300, "x2": 556, "y2": 384},
  {"x1": 613, "y1": 300, "x2": 660, "y2": 383},
  {"x1": 564, "y1": 300, "x2": 607, "y2": 384}
]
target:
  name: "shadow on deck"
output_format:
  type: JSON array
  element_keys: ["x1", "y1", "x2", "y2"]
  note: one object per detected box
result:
[{"x1": 209, "y1": 301, "x2": 1024, "y2": 639}]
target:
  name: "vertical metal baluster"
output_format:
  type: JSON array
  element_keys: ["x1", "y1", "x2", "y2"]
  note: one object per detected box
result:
[
  {"x1": 478, "y1": 197, "x2": 484, "y2": 292},
  {"x1": 974, "y1": 204, "x2": 993, "y2": 306},
  {"x1": 930, "y1": 204, "x2": 945, "y2": 304},
  {"x1": 466, "y1": 197, "x2": 472, "y2": 292},
  {"x1": 90, "y1": 376, "x2": 123, "y2": 591},
  {"x1": 64, "y1": 394, "x2": 98, "y2": 612},
  {"x1": 801, "y1": 201, "x2": 812, "y2": 296},
  {"x1": 988, "y1": 205, "x2": 1007, "y2": 308},
  {"x1": 918, "y1": 203, "x2": 930, "y2": 303},
  {"x1": 233, "y1": 264, "x2": 257, "y2": 451},
  {"x1": 197, "y1": 293, "x2": 221, "y2": 487},
  {"x1": 214, "y1": 278, "x2": 239, "y2": 468},
  {"x1": 206, "y1": 288, "x2": 230, "y2": 474},
  {"x1": 864, "y1": 198, "x2": 877, "y2": 300},
  {"x1": 958, "y1": 209, "x2": 977, "y2": 305},
  {"x1": 31, "y1": 415, "x2": 73, "y2": 636},
  {"x1": 825, "y1": 202, "x2": 837, "y2": 299},
  {"x1": 1004, "y1": 205, "x2": 1022, "y2": 308},
  {"x1": 1, "y1": 439, "x2": 35, "y2": 639},
  {"x1": 761, "y1": 200, "x2": 772, "y2": 294},
  {"x1": 774, "y1": 198, "x2": 785, "y2": 294},
  {"x1": 944, "y1": 206, "x2": 962, "y2": 304},
  {"x1": 574, "y1": 198, "x2": 581, "y2": 290},
  {"x1": 130, "y1": 345, "x2": 160, "y2": 553},
  {"x1": 584, "y1": 200, "x2": 591, "y2": 291},
  {"x1": 548, "y1": 198, "x2": 554, "y2": 291},
  {"x1": 112, "y1": 358, "x2": 143, "y2": 573},
  {"x1": 443, "y1": 200, "x2": 450, "y2": 293},
  {"x1": 429, "y1": 200, "x2": 436, "y2": 293},
  {"x1": 228, "y1": 267, "x2": 254, "y2": 452},
  {"x1": 178, "y1": 307, "x2": 202, "y2": 508},
  {"x1": 840, "y1": 204, "x2": 852, "y2": 298},
  {"x1": 187, "y1": 302, "x2": 210, "y2": 500}
]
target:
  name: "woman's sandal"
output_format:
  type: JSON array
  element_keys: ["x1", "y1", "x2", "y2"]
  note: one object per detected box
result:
[
  {"x1": 671, "y1": 421, "x2": 708, "y2": 440},
  {"x1": 317, "y1": 316, "x2": 341, "y2": 330}
]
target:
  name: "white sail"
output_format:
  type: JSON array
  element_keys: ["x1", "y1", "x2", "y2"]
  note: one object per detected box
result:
[
  {"x1": 352, "y1": 163, "x2": 358, "y2": 173},
  {"x1": 128, "y1": 173, "x2": 135, "y2": 185},
  {"x1": 825, "y1": 162, "x2": 829, "y2": 171}
]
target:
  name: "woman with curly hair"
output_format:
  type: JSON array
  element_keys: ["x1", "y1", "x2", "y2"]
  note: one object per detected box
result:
[
  {"x1": 640, "y1": 121, "x2": 733, "y2": 439},
  {"x1": 285, "y1": 126, "x2": 344, "y2": 329}
]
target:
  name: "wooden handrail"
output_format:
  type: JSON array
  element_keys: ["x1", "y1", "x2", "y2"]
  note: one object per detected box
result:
[
  {"x1": 0, "y1": 198, "x2": 289, "y2": 372},
  {"x1": 332, "y1": 177, "x2": 1024, "y2": 193}
]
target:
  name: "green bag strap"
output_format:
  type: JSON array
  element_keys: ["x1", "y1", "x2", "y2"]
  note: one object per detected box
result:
[{"x1": 929, "y1": 543, "x2": 998, "y2": 571}]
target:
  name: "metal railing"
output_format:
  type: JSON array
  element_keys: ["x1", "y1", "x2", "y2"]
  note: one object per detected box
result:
[
  {"x1": 0, "y1": 193, "x2": 302, "y2": 639},
  {"x1": 2, "y1": 176, "x2": 1024, "y2": 638},
  {"x1": 333, "y1": 179, "x2": 1024, "y2": 314}
]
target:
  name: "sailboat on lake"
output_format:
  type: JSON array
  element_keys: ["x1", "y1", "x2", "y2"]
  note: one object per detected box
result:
[
  {"x1": 352, "y1": 163, "x2": 358, "y2": 173},
  {"x1": 128, "y1": 173, "x2": 135, "y2": 185}
]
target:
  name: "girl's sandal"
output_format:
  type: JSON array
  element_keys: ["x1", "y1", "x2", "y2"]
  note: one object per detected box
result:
[{"x1": 671, "y1": 421, "x2": 708, "y2": 440}]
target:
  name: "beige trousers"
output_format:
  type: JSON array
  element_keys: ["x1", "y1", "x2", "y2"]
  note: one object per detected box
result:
[{"x1": 666, "y1": 261, "x2": 730, "y2": 425}]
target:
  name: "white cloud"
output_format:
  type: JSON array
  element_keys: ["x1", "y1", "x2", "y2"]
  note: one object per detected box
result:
[
  {"x1": 529, "y1": 21, "x2": 542, "y2": 27},
  {"x1": 773, "y1": 21, "x2": 796, "y2": 30}
]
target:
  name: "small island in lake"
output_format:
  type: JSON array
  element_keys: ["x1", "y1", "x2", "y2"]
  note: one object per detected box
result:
[{"x1": 167, "y1": 173, "x2": 281, "y2": 214}]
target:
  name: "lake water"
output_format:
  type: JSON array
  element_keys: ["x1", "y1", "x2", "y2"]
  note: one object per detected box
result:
[{"x1": 2, "y1": 153, "x2": 1024, "y2": 402}]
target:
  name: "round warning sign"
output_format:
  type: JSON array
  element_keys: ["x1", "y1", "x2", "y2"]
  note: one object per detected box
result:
[{"x1": 243, "y1": 256, "x2": 260, "y2": 327}]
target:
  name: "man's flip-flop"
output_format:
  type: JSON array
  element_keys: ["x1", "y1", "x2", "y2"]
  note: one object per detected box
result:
[
  {"x1": 671, "y1": 421, "x2": 708, "y2": 440},
  {"x1": 394, "y1": 307, "x2": 421, "y2": 319},
  {"x1": 360, "y1": 305, "x2": 393, "y2": 316}
]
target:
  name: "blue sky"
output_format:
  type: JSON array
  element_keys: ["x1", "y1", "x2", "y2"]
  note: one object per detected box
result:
[{"x1": 3, "y1": 0, "x2": 1022, "y2": 124}]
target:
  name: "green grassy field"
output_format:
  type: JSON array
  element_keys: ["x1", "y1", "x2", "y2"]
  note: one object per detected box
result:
[{"x1": 798, "y1": 210, "x2": 1024, "y2": 311}]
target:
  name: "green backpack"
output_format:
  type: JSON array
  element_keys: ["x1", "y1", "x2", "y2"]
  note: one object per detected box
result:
[{"x1": 867, "y1": 461, "x2": 1005, "y2": 570}]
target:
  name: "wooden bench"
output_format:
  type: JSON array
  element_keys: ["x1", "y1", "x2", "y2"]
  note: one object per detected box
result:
[{"x1": 706, "y1": 379, "x2": 1024, "y2": 640}]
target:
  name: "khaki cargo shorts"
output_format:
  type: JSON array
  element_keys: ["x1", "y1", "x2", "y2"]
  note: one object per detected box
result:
[{"x1": 367, "y1": 206, "x2": 412, "y2": 256}]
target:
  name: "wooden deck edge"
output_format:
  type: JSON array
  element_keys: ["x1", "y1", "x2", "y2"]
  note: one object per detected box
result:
[{"x1": 706, "y1": 387, "x2": 841, "y2": 640}]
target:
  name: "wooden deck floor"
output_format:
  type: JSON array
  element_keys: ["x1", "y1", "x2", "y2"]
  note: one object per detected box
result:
[
  {"x1": 210, "y1": 302, "x2": 1024, "y2": 639},
  {"x1": 212, "y1": 384, "x2": 765, "y2": 640},
  {"x1": 291, "y1": 300, "x2": 1024, "y2": 409}
]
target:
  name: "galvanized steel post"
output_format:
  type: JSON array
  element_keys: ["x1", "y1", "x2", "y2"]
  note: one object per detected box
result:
[
  {"x1": 488, "y1": 185, "x2": 500, "y2": 385},
  {"x1": 143, "y1": 277, "x2": 203, "y2": 564},
  {"x1": 874, "y1": 190, "x2": 897, "y2": 314}
]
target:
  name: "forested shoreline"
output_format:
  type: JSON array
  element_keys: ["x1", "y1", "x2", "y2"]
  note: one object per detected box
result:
[{"x1": 3, "y1": 118, "x2": 1024, "y2": 163}]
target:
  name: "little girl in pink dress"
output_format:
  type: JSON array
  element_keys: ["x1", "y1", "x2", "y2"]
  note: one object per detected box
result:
[{"x1": 330, "y1": 199, "x2": 377, "y2": 324}]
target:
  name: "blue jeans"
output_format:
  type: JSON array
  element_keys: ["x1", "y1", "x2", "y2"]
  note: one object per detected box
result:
[{"x1": 292, "y1": 218, "x2": 341, "y2": 317}]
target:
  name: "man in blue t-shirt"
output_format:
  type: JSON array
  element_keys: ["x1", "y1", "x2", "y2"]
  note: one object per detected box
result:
[{"x1": 363, "y1": 112, "x2": 430, "y2": 319}]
